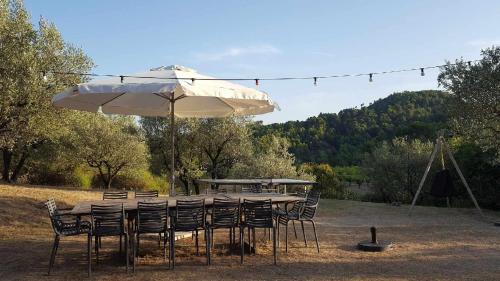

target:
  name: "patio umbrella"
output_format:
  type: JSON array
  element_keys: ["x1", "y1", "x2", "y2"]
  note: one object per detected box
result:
[{"x1": 52, "y1": 65, "x2": 277, "y2": 195}]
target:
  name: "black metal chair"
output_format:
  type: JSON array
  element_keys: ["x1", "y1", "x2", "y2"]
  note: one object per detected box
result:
[
  {"x1": 207, "y1": 198, "x2": 240, "y2": 264},
  {"x1": 133, "y1": 201, "x2": 169, "y2": 271},
  {"x1": 169, "y1": 199, "x2": 209, "y2": 268},
  {"x1": 240, "y1": 199, "x2": 276, "y2": 265},
  {"x1": 44, "y1": 198, "x2": 91, "y2": 275},
  {"x1": 277, "y1": 190, "x2": 321, "y2": 253},
  {"x1": 103, "y1": 191, "x2": 128, "y2": 200},
  {"x1": 88, "y1": 204, "x2": 129, "y2": 276},
  {"x1": 134, "y1": 190, "x2": 159, "y2": 198}
]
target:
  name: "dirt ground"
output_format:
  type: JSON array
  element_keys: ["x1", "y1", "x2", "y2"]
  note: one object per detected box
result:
[{"x1": 1, "y1": 184, "x2": 499, "y2": 281}]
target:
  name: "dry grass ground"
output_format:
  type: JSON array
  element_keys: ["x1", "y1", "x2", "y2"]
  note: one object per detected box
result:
[{"x1": 0, "y1": 184, "x2": 499, "y2": 281}]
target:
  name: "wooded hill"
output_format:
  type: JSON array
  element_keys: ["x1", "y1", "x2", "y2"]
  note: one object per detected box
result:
[{"x1": 255, "y1": 90, "x2": 451, "y2": 166}]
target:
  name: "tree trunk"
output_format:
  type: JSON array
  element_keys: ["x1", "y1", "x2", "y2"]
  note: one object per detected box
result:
[
  {"x1": 97, "y1": 166, "x2": 108, "y2": 189},
  {"x1": 192, "y1": 179, "x2": 200, "y2": 195},
  {"x1": 179, "y1": 175, "x2": 190, "y2": 195},
  {"x1": 2, "y1": 149, "x2": 12, "y2": 182},
  {"x1": 107, "y1": 176, "x2": 113, "y2": 189},
  {"x1": 11, "y1": 151, "x2": 28, "y2": 183}
]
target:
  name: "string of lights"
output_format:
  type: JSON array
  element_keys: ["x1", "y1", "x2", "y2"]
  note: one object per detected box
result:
[{"x1": 42, "y1": 59, "x2": 480, "y2": 86}]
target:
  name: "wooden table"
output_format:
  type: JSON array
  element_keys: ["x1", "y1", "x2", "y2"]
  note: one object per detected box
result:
[
  {"x1": 70, "y1": 193, "x2": 303, "y2": 216},
  {"x1": 196, "y1": 178, "x2": 317, "y2": 194}
]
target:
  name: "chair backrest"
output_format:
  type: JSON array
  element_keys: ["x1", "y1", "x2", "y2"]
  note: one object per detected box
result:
[
  {"x1": 296, "y1": 189, "x2": 308, "y2": 198},
  {"x1": 301, "y1": 190, "x2": 321, "y2": 220},
  {"x1": 45, "y1": 198, "x2": 63, "y2": 234},
  {"x1": 173, "y1": 199, "x2": 205, "y2": 231},
  {"x1": 242, "y1": 199, "x2": 273, "y2": 228},
  {"x1": 211, "y1": 198, "x2": 240, "y2": 227},
  {"x1": 137, "y1": 201, "x2": 168, "y2": 233},
  {"x1": 91, "y1": 204, "x2": 125, "y2": 236},
  {"x1": 135, "y1": 190, "x2": 159, "y2": 198},
  {"x1": 103, "y1": 191, "x2": 128, "y2": 200}
]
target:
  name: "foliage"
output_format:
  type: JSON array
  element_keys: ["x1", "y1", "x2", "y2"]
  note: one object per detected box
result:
[
  {"x1": 141, "y1": 116, "x2": 259, "y2": 194},
  {"x1": 255, "y1": 90, "x2": 450, "y2": 166},
  {"x1": 451, "y1": 140, "x2": 500, "y2": 209},
  {"x1": 438, "y1": 47, "x2": 500, "y2": 163},
  {"x1": 334, "y1": 166, "x2": 367, "y2": 186},
  {"x1": 140, "y1": 117, "x2": 204, "y2": 194},
  {"x1": 72, "y1": 165, "x2": 93, "y2": 189},
  {"x1": 96, "y1": 169, "x2": 168, "y2": 194},
  {"x1": 196, "y1": 117, "x2": 253, "y2": 179},
  {"x1": 301, "y1": 163, "x2": 347, "y2": 199},
  {"x1": 361, "y1": 138, "x2": 434, "y2": 203},
  {"x1": 69, "y1": 114, "x2": 148, "y2": 189},
  {"x1": 230, "y1": 134, "x2": 313, "y2": 180},
  {"x1": 0, "y1": 0, "x2": 93, "y2": 182}
]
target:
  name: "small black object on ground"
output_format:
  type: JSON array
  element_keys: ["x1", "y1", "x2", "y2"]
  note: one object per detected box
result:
[
  {"x1": 494, "y1": 222, "x2": 500, "y2": 227},
  {"x1": 357, "y1": 226, "x2": 392, "y2": 252}
]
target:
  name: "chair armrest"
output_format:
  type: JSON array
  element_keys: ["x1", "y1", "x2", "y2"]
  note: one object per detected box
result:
[{"x1": 284, "y1": 200, "x2": 304, "y2": 215}]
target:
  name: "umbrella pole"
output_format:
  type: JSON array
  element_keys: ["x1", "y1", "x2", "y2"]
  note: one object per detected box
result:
[{"x1": 170, "y1": 98, "x2": 176, "y2": 196}]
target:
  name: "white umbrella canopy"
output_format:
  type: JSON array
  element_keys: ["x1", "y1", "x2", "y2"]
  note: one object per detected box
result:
[
  {"x1": 53, "y1": 65, "x2": 276, "y2": 117},
  {"x1": 52, "y1": 65, "x2": 277, "y2": 195}
]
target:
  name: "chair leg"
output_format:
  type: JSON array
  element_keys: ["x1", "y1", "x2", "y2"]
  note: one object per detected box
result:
[
  {"x1": 136, "y1": 234, "x2": 140, "y2": 257},
  {"x1": 133, "y1": 233, "x2": 136, "y2": 273},
  {"x1": 119, "y1": 234, "x2": 123, "y2": 255},
  {"x1": 311, "y1": 220, "x2": 320, "y2": 253},
  {"x1": 285, "y1": 222, "x2": 289, "y2": 253},
  {"x1": 240, "y1": 227, "x2": 244, "y2": 264},
  {"x1": 171, "y1": 229, "x2": 176, "y2": 269},
  {"x1": 273, "y1": 226, "x2": 277, "y2": 265},
  {"x1": 247, "y1": 227, "x2": 251, "y2": 254},
  {"x1": 300, "y1": 221, "x2": 308, "y2": 247},
  {"x1": 292, "y1": 220, "x2": 298, "y2": 239},
  {"x1": 158, "y1": 232, "x2": 162, "y2": 248},
  {"x1": 125, "y1": 233, "x2": 129, "y2": 273},
  {"x1": 211, "y1": 228, "x2": 214, "y2": 249},
  {"x1": 132, "y1": 233, "x2": 139, "y2": 272},
  {"x1": 163, "y1": 232, "x2": 167, "y2": 262},
  {"x1": 95, "y1": 235, "x2": 99, "y2": 264},
  {"x1": 48, "y1": 235, "x2": 60, "y2": 275},
  {"x1": 88, "y1": 233, "x2": 92, "y2": 277},
  {"x1": 268, "y1": 224, "x2": 272, "y2": 241},
  {"x1": 252, "y1": 228, "x2": 256, "y2": 254},
  {"x1": 206, "y1": 228, "x2": 211, "y2": 265},
  {"x1": 195, "y1": 229, "x2": 199, "y2": 256},
  {"x1": 277, "y1": 220, "x2": 280, "y2": 247},
  {"x1": 229, "y1": 228, "x2": 233, "y2": 254},
  {"x1": 165, "y1": 231, "x2": 171, "y2": 269}
]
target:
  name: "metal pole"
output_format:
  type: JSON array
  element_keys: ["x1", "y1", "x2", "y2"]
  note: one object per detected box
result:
[{"x1": 170, "y1": 97, "x2": 176, "y2": 196}]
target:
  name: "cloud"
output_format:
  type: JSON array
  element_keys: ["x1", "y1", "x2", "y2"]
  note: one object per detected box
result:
[
  {"x1": 466, "y1": 39, "x2": 500, "y2": 49},
  {"x1": 193, "y1": 44, "x2": 281, "y2": 61}
]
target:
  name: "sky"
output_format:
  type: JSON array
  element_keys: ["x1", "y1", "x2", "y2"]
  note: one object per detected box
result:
[{"x1": 24, "y1": 0, "x2": 500, "y2": 124}]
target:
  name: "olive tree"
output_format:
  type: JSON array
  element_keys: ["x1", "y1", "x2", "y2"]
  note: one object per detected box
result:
[
  {"x1": 438, "y1": 47, "x2": 500, "y2": 162},
  {"x1": 0, "y1": 0, "x2": 93, "y2": 182},
  {"x1": 362, "y1": 138, "x2": 433, "y2": 203},
  {"x1": 70, "y1": 114, "x2": 148, "y2": 189}
]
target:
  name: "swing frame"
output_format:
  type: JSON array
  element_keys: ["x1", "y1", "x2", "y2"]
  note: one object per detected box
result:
[{"x1": 408, "y1": 136, "x2": 484, "y2": 217}]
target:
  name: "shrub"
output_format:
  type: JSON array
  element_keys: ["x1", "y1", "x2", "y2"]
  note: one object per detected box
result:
[
  {"x1": 92, "y1": 169, "x2": 169, "y2": 194},
  {"x1": 301, "y1": 163, "x2": 346, "y2": 199},
  {"x1": 72, "y1": 166, "x2": 93, "y2": 189}
]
